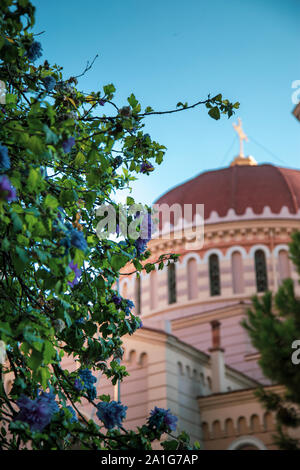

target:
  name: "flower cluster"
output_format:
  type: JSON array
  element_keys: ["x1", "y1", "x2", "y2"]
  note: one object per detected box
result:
[
  {"x1": 140, "y1": 161, "x2": 154, "y2": 173},
  {"x1": 74, "y1": 368, "x2": 97, "y2": 400},
  {"x1": 70, "y1": 228, "x2": 87, "y2": 251},
  {"x1": 0, "y1": 175, "x2": 17, "y2": 202},
  {"x1": 112, "y1": 294, "x2": 122, "y2": 308},
  {"x1": 112, "y1": 155, "x2": 122, "y2": 169},
  {"x1": 26, "y1": 41, "x2": 43, "y2": 61},
  {"x1": 60, "y1": 224, "x2": 87, "y2": 253},
  {"x1": 134, "y1": 212, "x2": 154, "y2": 256},
  {"x1": 62, "y1": 136, "x2": 75, "y2": 154},
  {"x1": 14, "y1": 391, "x2": 59, "y2": 432},
  {"x1": 125, "y1": 299, "x2": 134, "y2": 315},
  {"x1": 147, "y1": 407, "x2": 178, "y2": 432},
  {"x1": 96, "y1": 400, "x2": 127, "y2": 429},
  {"x1": 68, "y1": 261, "x2": 81, "y2": 288},
  {"x1": 0, "y1": 144, "x2": 10, "y2": 171},
  {"x1": 112, "y1": 295, "x2": 134, "y2": 316},
  {"x1": 42, "y1": 76, "x2": 56, "y2": 93}
]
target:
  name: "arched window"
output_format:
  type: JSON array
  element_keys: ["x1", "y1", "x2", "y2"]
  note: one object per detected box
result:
[
  {"x1": 168, "y1": 262, "x2": 176, "y2": 304},
  {"x1": 231, "y1": 251, "x2": 244, "y2": 294},
  {"x1": 278, "y1": 249, "x2": 290, "y2": 284},
  {"x1": 135, "y1": 276, "x2": 141, "y2": 314},
  {"x1": 254, "y1": 250, "x2": 268, "y2": 292},
  {"x1": 150, "y1": 269, "x2": 158, "y2": 310},
  {"x1": 122, "y1": 281, "x2": 128, "y2": 298},
  {"x1": 209, "y1": 254, "x2": 220, "y2": 296},
  {"x1": 187, "y1": 257, "x2": 198, "y2": 300}
]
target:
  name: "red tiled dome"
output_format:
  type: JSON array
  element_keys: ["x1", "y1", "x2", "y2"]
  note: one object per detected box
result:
[{"x1": 155, "y1": 164, "x2": 300, "y2": 219}]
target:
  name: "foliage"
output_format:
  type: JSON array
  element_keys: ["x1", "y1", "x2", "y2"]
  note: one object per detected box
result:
[
  {"x1": 242, "y1": 231, "x2": 300, "y2": 450},
  {"x1": 0, "y1": 0, "x2": 239, "y2": 450}
]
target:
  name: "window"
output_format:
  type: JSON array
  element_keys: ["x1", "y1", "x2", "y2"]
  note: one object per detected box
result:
[
  {"x1": 168, "y1": 262, "x2": 176, "y2": 304},
  {"x1": 254, "y1": 249, "x2": 268, "y2": 292},
  {"x1": 278, "y1": 249, "x2": 290, "y2": 284},
  {"x1": 231, "y1": 251, "x2": 244, "y2": 294},
  {"x1": 209, "y1": 254, "x2": 220, "y2": 296},
  {"x1": 150, "y1": 269, "x2": 158, "y2": 310},
  {"x1": 135, "y1": 276, "x2": 141, "y2": 314},
  {"x1": 187, "y1": 258, "x2": 198, "y2": 300}
]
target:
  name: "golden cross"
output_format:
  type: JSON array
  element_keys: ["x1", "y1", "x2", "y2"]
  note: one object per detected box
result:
[{"x1": 233, "y1": 118, "x2": 248, "y2": 157}]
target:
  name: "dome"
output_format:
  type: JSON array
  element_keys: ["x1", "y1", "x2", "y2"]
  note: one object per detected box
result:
[{"x1": 155, "y1": 164, "x2": 300, "y2": 220}]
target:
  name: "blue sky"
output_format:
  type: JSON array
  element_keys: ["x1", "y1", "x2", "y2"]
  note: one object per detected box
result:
[{"x1": 32, "y1": 0, "x2": 300, "y2": 205}]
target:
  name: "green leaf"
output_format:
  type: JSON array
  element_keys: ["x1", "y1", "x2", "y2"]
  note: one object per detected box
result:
[
  {"x1": 44, "y1": 194, "x2": 59, "y2": 210},
  {"x1": 27, "y1": 168, "x2": 40, "y2": 191},
  {"x1": 110, "y1": 254, "x2": 128, "y2": 271},
  {"x1": 11, "y1": 212, "x2": 23, "y2": 232},
  {"x1": 74, "y1": 151, "x2": 85, "y2": 167},
  {"x1": 208, "y1": 106, "x2": 221, "y2": 120}
]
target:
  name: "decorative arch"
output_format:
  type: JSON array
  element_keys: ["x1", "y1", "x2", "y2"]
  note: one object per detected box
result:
[
  {"x1": 177, "y1": 362, "x2": 184, "y2": 375},
  {"x1": 225, "y1": 418, "x2": 235, "y2": 437},
  {"x1": 128, "y1": 350, "x2": 137, "y2": 364},
  {"x1": 134, "y1": 275, "x2": 141, "y2": 314},
  {"x1": 149, "y1": 269, "x2": 158, "y2": 310},
  {"x1": 278, "y1": 249, "x2": 291, "y2": 283},
  {"x1": 167, "y1": 262, "x2": 177, "y2": 304},
  {"x1": 231, "y1": 250, "x2": 244, "y2": 294},
  {"x1": 182, "y1": 252, "x2": 202, "y2": 267},
  {"x1": 121, "y1": 280, "x2": 129, "y2": 298},
  {"x1": 227, "y1": 436, "x2": 267, "y2": 450},
  {"x1": 225, "y1": 245, "x2": 247, "y2": 260},
  {"x1": 212, "y1": 420, "x2": 223, "y2": 438},
  {"x1": 202, "y1": 422, "x2": 210, "y2": 440},
  {"x1": 273, "y1": 243, "x2": 290, "y2": 257},
  {"x1": 187, "y1": 257, "x2": 198, "y2": 300},
  {"x1": 249, "y1": 244, "x2": 271, "y2": 258},
  {"x1": 250, "y1": 414, "x2": 260, "y2": 433},
  {"x1": 139, "y1": 352, "x2": 148, "y2": 366},
  {"x1": 263, "y1": 411, "x2": 273, "y2": 431},
  {"x1": 208, "y1": 253, "x2": 221, "y2": 296},
  {"x1": 254, "y1": 249, "x2": 268, "y2": 292},
  {"x1": 203, "y1": 248, "x2": 224, "y2": 263},
  {"x1": 237, "y1": 416, "x2": 248, "y2": 434}
]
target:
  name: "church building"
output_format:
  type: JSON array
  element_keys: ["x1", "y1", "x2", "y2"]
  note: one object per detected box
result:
[{"x1": 76, "y1": 119, "x2": 300, "y2": 450}]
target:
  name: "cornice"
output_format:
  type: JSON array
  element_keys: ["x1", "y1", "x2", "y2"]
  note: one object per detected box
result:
[{"x1": 197, "y1": 384, "x2": 285, "y2": 410}]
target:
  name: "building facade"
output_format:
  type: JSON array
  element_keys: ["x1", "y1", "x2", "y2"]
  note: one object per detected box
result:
[{"x1": 78, "y1": 138, "x2": 300, "y2": 449}]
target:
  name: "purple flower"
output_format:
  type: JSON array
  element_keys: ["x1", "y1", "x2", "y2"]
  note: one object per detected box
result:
[
  {"x1": 26, "y1": 41, "x2": 43, "y2": 61},
  {"x1": 112, "y1": 294, "x2": 122, "y2": 308},
  {"x1": 76, "y1": 368, "x2": 97, "y2": 400},
  {"x1": 148, "y1": 407, "x2": 178, "y2": 432},
  {"x1": 42, "y1": 76, "x2": 56, "y2": 93},
  {"x1": 74, "y1": 378, "x2": 84, "y2": 392},
  {"x1": 140, "y1": 161, "x2": 154, "y2": 173},
  {"x1": 15, "y1": 391, "x2": 59, "y2": 432},
  {"x1": 0, "y1": 175, "x2": 17, "y2": 202},
  {"x1": 134, "y1": 237, "x2": 148, "y2": 256},
  {"x1": 68, "y1": 260, "x2": 81, "y2": 288},
  {"x1": 125, "y1": 299, "x2": 134, "y2": 315},
  {"x1": 70, "y1": 229, "x2": 87, "y2": 251},
  {"x1": 99, "y1": 99, "x2": 105, "y2": 106},
  {"x1": 96, "y1": 401, "x2": 127, "y2": 429},
  {"x1": 62, "y1": 137, "x2": 75, "y2": 154},
  {"x1": 0, "y1": 144, "x2": 10, "y2": 172},
  {"x1": 140, "y1": 212, "x2": 154, "y2": 240}
]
